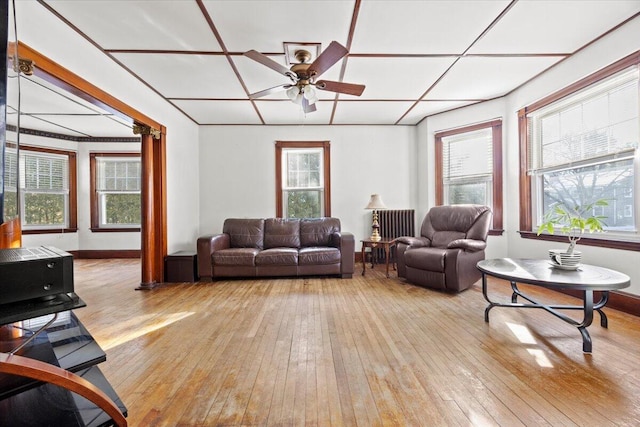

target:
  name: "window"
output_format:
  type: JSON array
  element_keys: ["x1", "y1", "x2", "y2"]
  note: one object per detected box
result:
[
  {"x1": 2, "y1": 144, "x2": 18, "y2": 221},
  {"x1": 90, "y1": 153, "x2": 141, "y2": 231},
  {"x1": 519, "y1": 51, "x2": 639, "y2": 249},
  {"x1": 275, "y1": 141, "x2": 330, "y2": 218},
  {"x1": 19, "y1": 146, "x2": 77, "y2": 233},
  {"x1": 435, "y1": 119, "x2": 503, "y2": 233}
]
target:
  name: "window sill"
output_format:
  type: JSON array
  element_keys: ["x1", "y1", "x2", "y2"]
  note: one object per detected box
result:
[
  {"x1": 488, "y1": 229, "x2": 504, "y2": 236},
  {"x1": 518, "y1": 231, "x2": 640, "y2": 252},
  {"x1": 22, "y1": 228, "x2": 78, "y2": 235},
  {"x1": 90, "y1": 227, "x2": 141, "y2": 233}
]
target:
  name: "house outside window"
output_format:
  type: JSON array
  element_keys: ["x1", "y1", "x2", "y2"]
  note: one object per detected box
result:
[
  {"x1": 275, "y1": 141, "x2": 331, "y2": 218},
  {"x1": 525, "y1": 64, "x2": 638, "y2": 236},
  {"x1": 90, "y1": 153, "x2": 141, "y2": 230},
  {"x1": 435, "y1": 119, "x2": 503, "y2": 233},
  {"x1": 19, "y1": 146, "x2": 77, "y2": 232}
]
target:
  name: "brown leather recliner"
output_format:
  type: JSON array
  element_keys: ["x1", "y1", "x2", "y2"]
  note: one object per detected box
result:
[{"x1": 396, "y1": 205, "x2": 492, "y2": 292}]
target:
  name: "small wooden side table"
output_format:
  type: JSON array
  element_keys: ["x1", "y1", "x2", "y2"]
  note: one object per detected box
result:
[
  {"x1": 361, "y1": 239, "x2": 397, "y2": 278},
  {"x1": 165, "y1": 251, "x2": 198, "y2": 282}
]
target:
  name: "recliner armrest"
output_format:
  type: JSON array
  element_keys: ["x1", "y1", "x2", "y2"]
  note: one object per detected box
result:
[
  {"x1": 197, "y1": 234, "x2": 231, "y2": 280},
  {"x1": 447, "y1": 238, "x2": 486, "y2": 252},
  {"x1": 396, "y1": 236, "x2": 430, "y2": 248}
]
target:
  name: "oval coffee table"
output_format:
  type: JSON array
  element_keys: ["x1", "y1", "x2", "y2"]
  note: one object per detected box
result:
[{"x1": 477, "y1": 258, "x2": 630, "y2": 353}]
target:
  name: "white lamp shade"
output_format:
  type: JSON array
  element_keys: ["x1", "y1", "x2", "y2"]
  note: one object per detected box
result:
[
  {"x1": 365, "y1": 194, "x2": 387, "y2": 210},
  {"x1": 303, "y1": 85, "x2": 318, "y2": 104},
  {"x1": 286, "y1": 86, "x2": 300, "y2": 101}
]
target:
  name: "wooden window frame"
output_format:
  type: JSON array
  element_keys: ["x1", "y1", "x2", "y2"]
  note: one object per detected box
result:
[
  {"x1": 435, "y1": 119, "x2": 503, "y2": 235},
  {"x1": 275, "y1": 141, "x2": 331, "y2": 218},
  {"x1": 20, "y1": 145, "x2": 77, "y2": 235},
  {"x1": 518, "y1": 50, "x2": 640, "y2": 251},
  {"x1": 90, "y1": 152, "x2": 141, "y2": 232}
]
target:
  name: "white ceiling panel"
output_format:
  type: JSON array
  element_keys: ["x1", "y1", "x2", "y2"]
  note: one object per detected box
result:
[
  {"x1": 203, "y1": 0, "x2": 356, "y2": 52},
  {"x1": 30, "y1": 114, "x2": 134, "y2": 138},
  {"x1": 352, "y1": 0, "x2": 512, "y2": 54},
  {"x1": 469, "y1": 0, "x2": 640, "y2": 54},
  {"x1": 398, "y1": 100, "x2": 479, "y2": 125},
  {"x1": 427, "y1": 56, "x2": 563, "y2": 100},
  {"x1": 344, "y1": 57, "x2": 457, "y2": 100},
  {"x1": 173, "y1": 100, "x2": 262, "y2": 125},
  {"x1": 44, "y1": 0, "x2": 221, "y2": 51},
  {"x1": 256, "y1": 100, "x2": 333, "y2": 125},
  {"x1": 113, "y1": 53, "x2": 246, "y2": 98},
  {"x1": 333, "y1": 101, "x2": 414, "y2": 125}
]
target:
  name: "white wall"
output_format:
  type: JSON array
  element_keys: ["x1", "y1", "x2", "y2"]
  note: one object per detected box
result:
[
  {"x1": 16, "y1": 1, "x2": 201, "y2": 253},
  {"x1": 198, "y1": 125, "x2": 416, "y2": 247},
  {"x1": 421, "y1": 16, "x2": 640, "y2": 294}
]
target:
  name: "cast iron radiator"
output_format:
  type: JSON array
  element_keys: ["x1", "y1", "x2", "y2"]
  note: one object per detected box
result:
[{"x1": 373, "y1": 209, "x2": 415, "y2": 262}]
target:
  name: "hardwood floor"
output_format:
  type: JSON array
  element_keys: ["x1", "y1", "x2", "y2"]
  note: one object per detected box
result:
[{"x1": 73, "y1": 259, "x2": 640, "y2": 426}]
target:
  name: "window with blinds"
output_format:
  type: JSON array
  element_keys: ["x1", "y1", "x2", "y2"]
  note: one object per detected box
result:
[
  {"x1": 2, "y1": 148, "x2": 18, "y2": 220},
  {"x1": 20, "y1": 150, "x2": 70, "y2": 228},
  {"x1": 441, "y1": 127, "x2": 494, "y2": 206},
  {"x1": 95, "y1": 156, "x2": 141, "y2": 228},
  {"x1": 527, "y1": 65, "x2": 638, "y2": 233}
]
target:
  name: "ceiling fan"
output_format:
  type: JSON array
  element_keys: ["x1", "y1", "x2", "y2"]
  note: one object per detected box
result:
[{"x1": 244, "y1": 41, "x2": 365, "y2": 113}]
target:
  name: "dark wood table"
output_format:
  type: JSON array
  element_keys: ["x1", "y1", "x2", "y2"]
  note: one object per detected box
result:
[
  {"x1": 361, "y1": 239, "x2": 397, "y2": 278},
  {"x1": 477, "y1": 258, "x2": 630, "y2": 353}
]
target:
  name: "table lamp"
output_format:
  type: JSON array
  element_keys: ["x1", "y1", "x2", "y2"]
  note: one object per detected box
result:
[{"x1": 365, "y1": 194, "x2": 387, "y2": 242}]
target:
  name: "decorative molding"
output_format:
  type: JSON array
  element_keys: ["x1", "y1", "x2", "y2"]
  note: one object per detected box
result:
[
  {"x1": 17, "y1": 57, "x2": 34, "y2": 75},
  {"x1": 133, "y1": 124, "x2": 161, "y2": 140},
  {"x1": 6, "y1": 125, "x2": 141, "y2": 143}
]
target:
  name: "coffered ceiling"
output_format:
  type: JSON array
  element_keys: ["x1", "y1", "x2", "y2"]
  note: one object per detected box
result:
[{"x1": 13, "y1": 0, "x2": 640, "y2": 131}]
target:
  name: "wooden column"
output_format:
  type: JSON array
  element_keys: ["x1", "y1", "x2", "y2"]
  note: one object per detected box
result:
[{"x1": 135, "y1": 125, "x2": 166, "y2": 289}]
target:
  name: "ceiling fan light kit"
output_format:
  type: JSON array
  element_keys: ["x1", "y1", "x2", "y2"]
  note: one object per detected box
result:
[{"x1": 245, "y1": 41, "x2": 365, "y2": 113}]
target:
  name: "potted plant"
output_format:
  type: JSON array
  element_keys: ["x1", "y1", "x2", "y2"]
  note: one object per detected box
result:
[{"x1": 537, "y1": 199, "x2": 608, "y2": 257}]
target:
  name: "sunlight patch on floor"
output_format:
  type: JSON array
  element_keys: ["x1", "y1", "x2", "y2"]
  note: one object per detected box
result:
[
  {"x1": 506, "y1": 321, "x2": 554, "y2": 368},
  {"x1": 98, "y1": 312, "x2": 195, "y2": 351}
]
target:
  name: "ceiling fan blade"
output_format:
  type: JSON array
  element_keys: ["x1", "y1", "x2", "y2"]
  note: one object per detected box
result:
[
  {"x1": 244, "y1": 50, "x2": 295, "y2": 80},
  {"x1": 316, "y1": 80, "x2": 365, "y2": 97},
  {"x1": 302, "y1": 97, "x2": 317, "y2": 114},
  {"x1": 249, "y1": 84, "x2": 291, "y2": 99},
  {"x1": 308, "y1": 41, "x2": 348, "y2": 79}
]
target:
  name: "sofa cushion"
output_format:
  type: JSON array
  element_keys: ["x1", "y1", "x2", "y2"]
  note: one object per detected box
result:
[
  {"x1": 255, "y1": 248, "x2": 299, "y2": 266},
  {"x1": 404, "y1": 247, "x2": 447, "y2": 273},
  {"x1": 212, "y1": 248, "x2": 260, "y2": 266},
  {"x1": 299, "y1": 247, "x2": 341, "y2": 265},
  {"x1": 300, "y1": 218, "x2": 340, "y2": 247},
  {"x1": 223, "y1": 218, "x2": 264, "y2": 249},
  {"x1": 264, "y1": 218, "x2": 300, "y2": 249}
]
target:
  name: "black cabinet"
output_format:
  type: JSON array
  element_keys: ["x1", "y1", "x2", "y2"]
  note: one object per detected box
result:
[{"x1": 165, "y1": 251, "x2": 198, "y2": 282}]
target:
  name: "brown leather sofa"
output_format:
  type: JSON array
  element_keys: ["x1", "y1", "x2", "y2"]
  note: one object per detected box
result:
[
  {"x1": 396, "y1": 205, "x2": 492, "y2": 292},
  {"x1": 197, "y1": 217, "x2": 355, "y2": 280}
]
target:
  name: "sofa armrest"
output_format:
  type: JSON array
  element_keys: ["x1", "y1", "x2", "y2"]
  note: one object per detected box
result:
[
  {"x1": 336, "y1": 232, "x2": 355, "y2": 278},
  {"x1": 447, "y1": 238, "x2": 486, "y2": 252},
  {"x1": 396, "y1": 236, "x2": 430, "y2": 248},
  {"x1": 197, "y1": 234, "x2": 230, "y2": 280}
]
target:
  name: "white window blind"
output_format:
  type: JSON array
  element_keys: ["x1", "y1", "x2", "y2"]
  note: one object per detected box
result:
[
  {"x1": 21, "y1": 152, "x2": 68, "y2": 192},
  {"x1": 97, "y1": 158, "x2": 141, "y2": 191},
  {"x1": 528, "y1": 66, "x2": 639, "y2": 173},
  {"x1": 442, "y1": 128, "x2": 493, "y2": 183}
]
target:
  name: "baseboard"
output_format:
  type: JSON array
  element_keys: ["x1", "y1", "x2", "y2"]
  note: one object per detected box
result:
[{"x1": 69, "y1": 250, "x2": 141, "y2": 259}]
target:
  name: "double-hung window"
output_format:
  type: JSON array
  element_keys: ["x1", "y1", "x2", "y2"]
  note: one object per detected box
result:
[
  {"x1": 435, "y1": 119, "x2": 503, "y2": 233},
  {"x1": 275, "y1": 141, "x2": 331, "y2": 218},
  {"x1": 520, "y1": 53, "x2": 639, "y2": 246},
  {"x1": 20, "y1": 146, "x2": 76, "y2": 232},
  {"x1": 91, "y1": 153, "x2": 141, "y2": 230},
  {"x1": 2, "y1": 145, "x2": 18, "y2": 221}
]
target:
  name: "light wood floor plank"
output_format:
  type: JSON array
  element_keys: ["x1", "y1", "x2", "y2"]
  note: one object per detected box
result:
[{"x1": 70, "y1": 259, "x2": 640, "y2": 426}]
